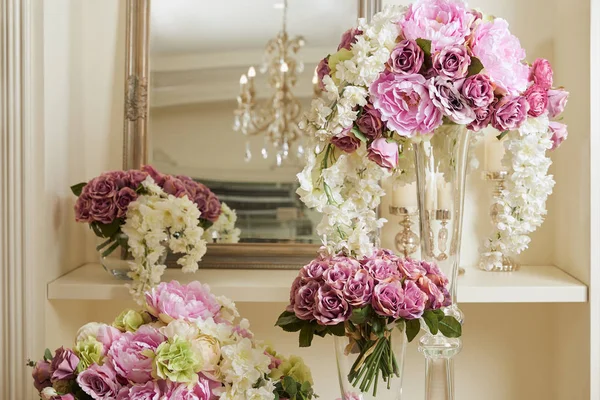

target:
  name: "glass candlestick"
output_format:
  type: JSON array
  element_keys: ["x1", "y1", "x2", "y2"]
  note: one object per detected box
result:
[{"x1": 389, "y1": 206, "x2": 419, "y2": 258}]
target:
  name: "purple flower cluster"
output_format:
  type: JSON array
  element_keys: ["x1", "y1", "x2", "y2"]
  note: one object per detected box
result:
[{"x1": 287, "y1": 249, "x2": 451, "y2": 325}]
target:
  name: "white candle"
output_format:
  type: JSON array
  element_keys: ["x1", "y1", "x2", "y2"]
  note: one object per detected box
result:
[
  {"x1": 437, "y1": 180, "x2": 452, "y2": 210},
  {"x1": 485, "y1": 135, "x2": 506, "y2": 171},
  {"x1": 392, "y1": 182, "x2": 417, "y2": 208},
  {"x1": 239, "y1": 74, "x2": 248, "y2": 90},
  {"x1": 425, "y1": 181, "x2": 436, "y2": 210}
]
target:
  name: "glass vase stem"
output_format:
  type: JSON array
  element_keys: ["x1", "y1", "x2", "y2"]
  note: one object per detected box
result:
[{"x1": 424, "y1": 359, "x2": 454, "y2": 400}]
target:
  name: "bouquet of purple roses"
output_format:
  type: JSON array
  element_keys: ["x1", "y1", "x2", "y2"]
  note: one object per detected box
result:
[{"x1": 276, "y1": 249, "x2": 460, "y2": 396}]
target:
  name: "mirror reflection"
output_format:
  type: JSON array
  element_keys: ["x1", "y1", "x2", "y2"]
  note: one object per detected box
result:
[{"x1": 149, "y1": 0, "x2": 357, "y2": 243}]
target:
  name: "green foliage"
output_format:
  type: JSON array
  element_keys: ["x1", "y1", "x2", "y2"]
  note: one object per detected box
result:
[
  {"x1": 496, "y1": 130, "x2": 509, "y2": 140},
  {"x1": 422, "y1": 310, "x2": 440, "y2": 335},
  {"x1": 351, "y1": 126, "x2": 367, "y2": 143},
  {"x1": 299, "y1": 324, "x2": 314, "y2": 348},
  {"x1": 467, "y1": 56, "x2": 484, "y2": 76},
  {"x1": 406, "y1": 318, "x2": 421, "y2": 343},
  {"x1": 416, "y1": 38, "x2": 432, "y2": 56},
  {"x1": 439, "y1": 316, "x2": 462, "y2": 338},
  {"x1": 70, "y1": 182, "x2": 87, "y2": 197}
]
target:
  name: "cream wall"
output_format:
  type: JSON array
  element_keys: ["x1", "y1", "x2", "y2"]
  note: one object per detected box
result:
[{"x1": 39, "y1": 0, "x2": 593, "y2": 399}]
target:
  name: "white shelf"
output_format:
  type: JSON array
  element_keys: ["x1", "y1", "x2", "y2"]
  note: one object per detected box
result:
[{"x1": 47, "y1": 263, "x2": 587, "y2": 303}]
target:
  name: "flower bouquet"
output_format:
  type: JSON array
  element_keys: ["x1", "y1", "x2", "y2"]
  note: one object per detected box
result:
[
  {"x1": 31, "y1": 280, "x2": 316, "y2": 400},
  {"x1": 72, "y1": 166, "x2": 239, "y2": 302},
  {"x1": 276, "y1": 250, "x2": 460, "y2": 396}
]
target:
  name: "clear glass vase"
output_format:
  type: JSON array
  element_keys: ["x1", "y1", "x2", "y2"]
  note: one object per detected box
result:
[
  {"x1": 413, "y1": 124, "x2": 470, "y2": 400},
  {"x1": 96, "y1": 233, "x2": 133, "y2": 280},
  {"x1": 334, "y1": 327, "x2": 407, "y2": 400}
]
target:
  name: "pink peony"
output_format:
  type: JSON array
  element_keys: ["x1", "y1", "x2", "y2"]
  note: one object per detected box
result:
[
  {"x1": 367, "y1": 138, "x2": 398, "y2": 170},
  {"x1": 460, "y1": 74, "x2": 495, "y2": 108},
  {"x1": 400, "y1": 0, "x2": 475, "y2": 51},
  {"x1": 397, "y1": 280, "x2": 427, "y2": 319},
  {"x1": 117, "y1": 381, "x2": 162, "y2": 400},
  {"x1": 96, "y1": 324, "x2": 122, "y2": 353},
  {"x1": 428, "y1": 76, "x2": 475, "y2": 124},
  {"x1": 549, "y1": 121, "x2": 568, "y2": 150},
  {"x1": 370, "y1": 72, "x2": 443, "y2": 137},
  {"x1": 77, "y1": 363, "x2": 122, "y2": 400},
  {"x1": 161, "y1": 378, "x2": 218, "y2": 400},
  {"x1": 523, "y1": 85, "x2": 548, "y2": 117},
  {"x1": 338, "y1": 28, "x2": 362, "y2": 51},
  {"x1": 387, "y1": 39, "x2": 424, "y2": 75},
  {"x1": 491, "y1": 96, "x2": 529, "y2": 131},
  {"x1": 314, "y1": 284, "x2": 351, "y2": 325},
  {"x1": 432, "y1": 45, "x2": 470, "y2": 79},
  {"x1": 145, "y1": 281, "x2": 221, "y2": 323},
  {"x1": 108, "y1": 325, "x2": 165, "y2": 384},
  {"x1": 355, "y1": 103, "x2": 384, "y2": 140},
  {"x1": 471, "y1": 18, "x2": 529, "y2": 95},
  {"x1": 372, "y1": 281, "x2": 404, "y2": 319},
  {"x1": 530, "y1": 58, "x2": 553, "y2": 89},
  {"x1": 331, "y1": 128, "x2": 361, "y2": 153},
  {"x1": 546, "y1": 89, "x2": 569, "y2": 118}
]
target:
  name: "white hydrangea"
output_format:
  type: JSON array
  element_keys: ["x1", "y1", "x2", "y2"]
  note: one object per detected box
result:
[
  {"x1": 218, "y1": 338, "x2": 273, "y2": 398},
  {"x1": 203, "y1": 202, "x2": 241, "y2": 244}
]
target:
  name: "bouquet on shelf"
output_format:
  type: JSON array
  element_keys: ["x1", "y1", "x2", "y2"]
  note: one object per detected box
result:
[
  {"x1": 276, "y1": 249, "x2": 460, "y2": 395},
  {"x1": 31, "y1": 280, "x2": 316, "y2": 400},
  {"x1": 72, "y1": 166, "x2": 240, "y2": 302}
]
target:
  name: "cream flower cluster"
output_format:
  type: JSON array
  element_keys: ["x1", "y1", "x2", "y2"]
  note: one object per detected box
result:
[
  {"x1": 480, "y1": 116, "x2": 555, "y2": 270},
  {"x1": 122, "y1": 177, "x2": 207, "y2": 303},
  {"x1": 203, "y1": 202, "x2": 241, "y2": 244}
]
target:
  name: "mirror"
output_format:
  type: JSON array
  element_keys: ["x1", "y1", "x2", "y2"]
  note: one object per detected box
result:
[{"x1": 147, "y1": 0, "x2": 358, "y2": 245}]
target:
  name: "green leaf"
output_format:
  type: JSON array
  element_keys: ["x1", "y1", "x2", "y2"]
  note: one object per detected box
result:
[
  {"x1": 280, "y1": 321, "x2": 305, "y2": 333},
  {"x1": 299, "y1": 324, "x2": 314, "y2": 348},
  {"x1": 300, "y1": 381, "x2": 312, "y2": 393},
  {"x1": 406, "y1": 319, "x2": 421, "y2": 343},
  {"x1": 350, "y1": 306, "x2": 370, "y2": 324},
  {"x1": 351, "y1": 126, "x2": 367, "y2": 143},
  {"x1": 96, "y1": 219, "x2": 122, "y2": 239},
  {"x1": 468, "y1": 56, "x2": 484, "y2": 76},
  {"x1": 432, "y1": 309, "x2": 445, "y2": 320},
  {"x1": 496, "y1": 130, "x2": 509, "y2": 140},
  {"x1": 275, "y1": 311, "x2": 301, "y2": 327},
  {"x1": 416, "y1": 38, "x2": 432, "y2": 56},
  {"x1": 422, "y1": 310, "x2": 439, "y2": 335},
  {"x1": 44, "y1": 348, "x2": 53, "y2": 362},
  {"x1": 439, "y1": 316, "x2": 462, "y2": 338},
  {"x1": 70, "y1": 182, "x2": 87, "y2": 197},
  {"x1": 283, "y1": 376, "x2": 297, "y2": 396},
  {"x1": 371, "y1": 317, "x2": 384, "y2": 337},
  {"x1": 327, "y1": 322, "x2": 346, "y2": 337}
]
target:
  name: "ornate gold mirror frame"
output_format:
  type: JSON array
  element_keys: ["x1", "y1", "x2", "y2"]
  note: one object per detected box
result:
[{"x1": 121, "y1": 0, "x2": 380, "y2": 269}]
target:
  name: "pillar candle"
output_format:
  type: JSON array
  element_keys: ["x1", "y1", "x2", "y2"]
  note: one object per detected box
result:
[
  {"x1": 484, "y1": 134, "x2": 506, "y2": 172},
  {"x1": 425, "y1": 181, "x2": 436, "y2": 210},
  {"x1": 437, "y1": 180, "x2": 452, "y2": 210},
  {"x1": 392, "y1": 182, "x2": 417, "y2": 208}
]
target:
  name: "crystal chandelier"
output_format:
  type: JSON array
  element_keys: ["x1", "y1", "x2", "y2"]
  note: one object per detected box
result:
[{"x1": 233, "y1": 0, "x2": 308, "y2": 167}]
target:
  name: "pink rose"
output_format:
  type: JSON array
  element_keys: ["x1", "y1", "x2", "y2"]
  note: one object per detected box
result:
[
  {"x1": 323, "y1": 262, "x2": 355, "y2": 292},
  {"x1": 49, "y1": 347, "x2": 79, "y2": 382},
  {"x1": 87, "y1": 175, "x2": 118, "y2": 200},
  {"x1": 331, "y1": 128, "x2": 361, "y2": 153},
  {"x1": 460, "y1": 74, "x2": 495, "y2": 108},
  {"x1": 529, "y1": 58, "x2": 553, "y2": 89},
  {"x1": 141, "y1": 165, "x2": 165, "y2": 186},
  {"x1": 77, "y1": 363, "x2": 122, "y2": 400},
  {"x1": 314, "y1": 284, "x2": 351, "y2": 325},
  {"x1": 89, "y1": 198, "x2": 118, "y2": 225},
  {"x1": 363, "y1": 258, "x2": 399, "y2": 282},
  {"x1": 467, "y1": 106, "x2": 493, "y2": 132},
  {"x1": 400, "y1": 0, "x2": 475, "y2": 51},
  {"x1": 145, "y1": 281, "x2": 221, "y2": 323},
  {"x1": 287, "y1": 276, "x2": 303, "y2": 313},
  {"x1": 523, "y1": 85, "x2": 548, "y2": 117},
  {"x1": 293, "y1": 280, "x2": 320, "y2": 320},
  {"x1": 108, "y1": 326, "x2": 165, "y2": 384},
  {"x1": 367, "y1": 138, "x2": 398, "y2": 170},
  {"x1": 342, "y1": 269, "x2": 374, "y2": 307},
  {"x1": 162, "y1": 175, "x2": 189, "y2": 198},
  {"x1": 74, "y1": 193, "x2": 93, "y2": 223},
  {"x1": 338, "y1": 28, "x2": 362, "y2": 51},
  {"x1": 117, "y1": 381, "x2": 162, "y2": 400},
  {"x1": 372, "y1": 281, "x2": 404, "y2": 318},
  {"x1": 316, "y1": 57, "x2": 331, "y2": 90},
  {"x1": 356, "y1": 103, "x2": 383, "y2": 140},
  {"x1": 176, "y1": 175, "x2": 199, "y2": 198},
  {"x1": 491, "y1": 96, "x2": 529, "y2": 131},
  {"x1": 432, "y1": 45, "x2": 470, "y2": 79},
  {"x1": 32, "y1": 360, "x2": 52, "y2": 391},
  {"x1": 299, "y1": 258, "x2": 329, "y2": 281},
  {"x1": 398, "y1": 258, "x2": 425, "y2": 281},
  {"x1": 387, "y1": 40, "x2": 424, "y2": 75},
  {"x1": 549, "y1": 121, "x2": 568, "y2": 150},
  {"x1": 115, "y1": 187, "x2": 137, "y2": 218},
  {"x1": 471, "y1": 18, "x2": 529, "y2": 95},
  {"x1": 546, "y1": 89, "x2": 569, "y2": 118},
  {"x1": 370, "y1": 73, "x2": 443, "y2": 137},
  {"x1": 397, "y1": 280, "x2": 427, "y2": 319},
  {"x1": 417, "y1": 276, "x2": 445, "y2": 310},
  {"x1": 428, "y1": 76, "x2": 475, "y2": 124},
  {"x1": 127, "y1": 170, "x2": 148, "y2": 189}
]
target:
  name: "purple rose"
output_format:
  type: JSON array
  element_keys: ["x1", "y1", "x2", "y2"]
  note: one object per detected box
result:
[
  {"x1": 419, "y1": 260, "x2": 449, "y2": 287},
  {"x1": 89, "y1": 198, "x2": 117, "y2": 225},
  {"x1": 417, "y1": 276, "x2": 445, "y2": 309},
  {"x1": 363, "y1": 258, "x2": 399, "y2": 282},
  {"x1": 369, "y1": 72, "x2": 443, "y2": 137},
  {"x1": 176, "y1": 175, "x2": 199, "y2": 198},
  {"x1": 355, "y1": 103, "x2": 384, "y2": 140},
  {"x1": 397, "y1": 281, "x2": 427, "y2": 319},
  {"x1": 294, "y1": 280, "x2": 320, "y2": 320},
  {"x1": 127, "y1": 170, "x2": 148, "y2": 189},
  {"x1": 428, "y1": 76, "x2": 475, "y2": 124},
  {"x1": 372, "y1": 281, "x2": 404, "y2": 318},
  {"x1": 387, "y1": 39, "x2": 424, "y2": 75},
  {"x1": 343, "y1": 269, "x2": 374, "y2": 307},
  {"x1": 467, "y1": 106, "x2": 492, "y2": 132},
  {"x1": 491, "y1": 96, "x2": 529, "y2": 131},
  {"x1": 87, "y1": 175, "x2": 118, "y2": 200},
  {"x1": 530, "y1": 58, "x2": 553, "y2": 89},
  {"x1": 115, "y1": 187, "x2": 137, "y2": 218},
  {"x1": 460, "y1": 74, "x2": 494, "y2": 108},
  {"x1": 524, "y1": 85, "x2": 548, "y2": 117},
  {"x1": 74, "y1": 193, "x2": 93, "y2": 223},
  {"x1": 204, "y1": 195, "x2": 222, "y2": 222},
  {"x1": 323, "y1": 262, "x2": 354, "y2": 291},
  {"x1": 49, "y1": 347, "x2": 79, "y2": 382},
  {"x1": 287, "y1": 276, "x2": 303, "y2": 313},
  {"x1": 314, "y1": 284, "x2": 351, "y2": 325},
  {"x1": 547, "y1": 89, "x2": 569, "y2": 118},
  {"x1": 432, "y1": 45, "x2": 470, "y2": 79},
  {"x1": 316, "y1": 57, "x2": 331, "y2": 90},
  {"x1": 299, "y1": 258, "x2": 329, "y2": 281},
  {"x1": 194, "y1": 185, "x2": 221, "y2": 223},
  {"x1": 108, "y1": 325, "x2": 165, "y2": 383},
  {"x1": 162, "y1": 175, "x2": 189, "y2": 198},
  {"x1": 110, "y1": 171, "x2": 128, "y2": 188},
  {"x1": 398, "y1": 258, "x2": 425, "y2": 281},
  {"x1": 331, "y1": 128, "x2": 361, "y2": 153},
  {"x1": 367, "y1": 138, "x2": 398, "y2": 170},
  {"x1": 77, "y1": 363, "x2": 122, "y2": 400},
  {"x1": 117, "y1": 381, "x2": 162, "y2": 400},
  {"x1": 32, "y1": 360, "x2": 52, "y2": 391},
  {"x1": 549, "y1": 121, "x2": 568, "y2": 150},
  {"x1": 338, "y1": 28, "x2": 362, "y2": 51}
]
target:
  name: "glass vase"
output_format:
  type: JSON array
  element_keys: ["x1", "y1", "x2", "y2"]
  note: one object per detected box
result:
[
  {"x1": 334, "y1": 327, "x2": 407, "y2": 400},
  {"x1": 96, "y1": 233, "x2": 133, "y2": 280},
  {"x1": 413, "y1": 124, "x2": 470, "y2": 400}
]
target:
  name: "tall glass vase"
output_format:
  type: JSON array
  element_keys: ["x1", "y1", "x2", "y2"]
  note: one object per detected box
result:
[
  {"x1": 413, "y1": 124, "x2": 470, "y2": 400},
  {"x1": 334, "y1": 326, "x2": 407, "y2": 400}
]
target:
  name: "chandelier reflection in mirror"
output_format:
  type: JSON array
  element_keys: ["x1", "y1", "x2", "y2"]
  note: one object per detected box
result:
[{"x1": 233, "y1": 0, "x2": 314, "y2": 167}]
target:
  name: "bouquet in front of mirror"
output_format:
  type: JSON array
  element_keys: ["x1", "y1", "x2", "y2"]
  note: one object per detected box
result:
[
  {"x1": 276, "y1": 249, "x2": 461, "y2": 396},
  {"x1": 72, "y1": 165, "x2": 240, "y2": 303},
  {"x1": 30, "y1": 280, "x2": 316, "y2": 400}
]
